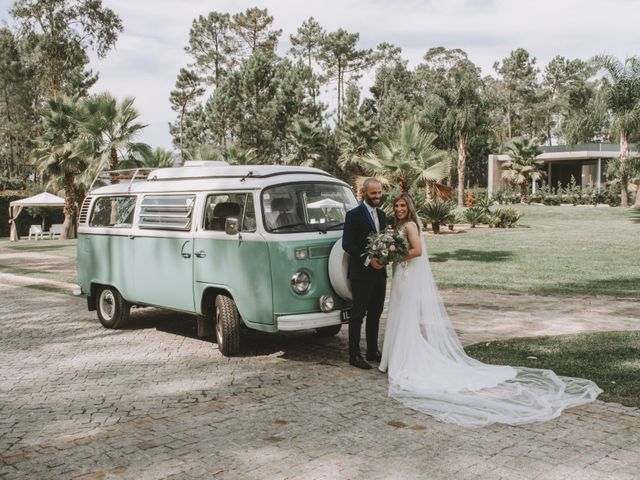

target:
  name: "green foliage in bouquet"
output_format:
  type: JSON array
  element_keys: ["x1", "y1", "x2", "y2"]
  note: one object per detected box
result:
[{"x1": 363, "y1": 230, "x2": 410, "y2": 265}]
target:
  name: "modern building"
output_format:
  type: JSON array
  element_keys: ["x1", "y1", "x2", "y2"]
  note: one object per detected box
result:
[{"x1": 488, "y1": 143, "x2": 635, "y2": 196}]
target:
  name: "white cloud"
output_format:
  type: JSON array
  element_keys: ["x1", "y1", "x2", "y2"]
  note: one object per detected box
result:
[{"x1": 2, "y1": 0, "x2": 640, "y2": 149}]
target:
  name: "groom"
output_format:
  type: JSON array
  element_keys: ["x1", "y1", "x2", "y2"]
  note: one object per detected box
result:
[{"x1": 342, "y1": 178, "x2": 387, "y2": 369}]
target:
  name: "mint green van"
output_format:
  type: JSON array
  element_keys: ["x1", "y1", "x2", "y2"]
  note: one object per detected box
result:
[{"x1": 76, "y1": 162, "x2": 356, "y2": 355}]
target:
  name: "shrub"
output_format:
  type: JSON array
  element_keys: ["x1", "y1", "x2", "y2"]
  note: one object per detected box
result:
[
  {"x1": 489, "y1": 207, "x2": 521, "y2": 228},
  {"x1": 422, "y1": 198, "x2": 455, "y2": 234},
  {"x1": 463, "y1": 207, "x2": 486, "y2": 227}
]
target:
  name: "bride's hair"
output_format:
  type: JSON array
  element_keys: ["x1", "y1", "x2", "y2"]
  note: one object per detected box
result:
[{"x1": 393, "y1": 193, "x2": 420, "y2": 229}]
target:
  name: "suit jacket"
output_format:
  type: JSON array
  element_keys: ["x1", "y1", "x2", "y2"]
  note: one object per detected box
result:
[{"x1": 342, "y1": 202, "x2": 387, "y2": 280}]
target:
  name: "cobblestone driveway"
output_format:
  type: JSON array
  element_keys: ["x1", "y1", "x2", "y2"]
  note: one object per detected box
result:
[{"x1": 1, "y1": 281, "x2": 639, "y2": 480}]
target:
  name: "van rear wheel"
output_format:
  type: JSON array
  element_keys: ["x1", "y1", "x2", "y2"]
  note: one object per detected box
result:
[
  {"x1": 316, "y1": 324, "x2": 342, "y2": 336},
  {"x1": 215, "y1": 295, "x2": 241, "y2": 356},
  {"x1": 96, "y1": 286, "x2": 130, "y2": 329}
]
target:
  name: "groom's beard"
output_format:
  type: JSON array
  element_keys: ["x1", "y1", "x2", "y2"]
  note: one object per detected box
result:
[{"x1": 364, "y1": 195, "x2": 381, "y2": 208}]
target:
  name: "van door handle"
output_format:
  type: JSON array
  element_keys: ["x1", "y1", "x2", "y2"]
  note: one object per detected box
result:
[{"x1": 195, "y1": 250, "x2": 206, "y2": 258}]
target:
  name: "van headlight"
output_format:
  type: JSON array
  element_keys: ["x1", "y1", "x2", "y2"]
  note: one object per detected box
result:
[
  {"x1": 291, "y1": 271, "x2": 311, "y2": 294},
  {"x1": 319, "y1": 295, "x2": 334, "y2": 312}
]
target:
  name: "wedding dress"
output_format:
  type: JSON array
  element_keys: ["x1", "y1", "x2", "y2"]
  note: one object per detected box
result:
[{"x1": 379, "y1": 225, "x2": 602, "y2": 427}]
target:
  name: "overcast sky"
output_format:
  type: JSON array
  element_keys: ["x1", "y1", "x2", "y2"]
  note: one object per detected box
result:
[{"x1": 2, "y1": 0, "x2": 640, "y2": 150}]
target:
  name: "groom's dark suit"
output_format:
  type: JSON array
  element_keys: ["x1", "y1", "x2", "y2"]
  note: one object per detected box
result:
[{"x1": 342, "y1": 202, "x2": 387, "y2": 360}]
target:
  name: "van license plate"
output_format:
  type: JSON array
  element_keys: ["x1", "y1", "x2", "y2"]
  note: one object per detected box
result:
[{"x1": 340, "y1": 309, "x2": 351, "y2": 322}]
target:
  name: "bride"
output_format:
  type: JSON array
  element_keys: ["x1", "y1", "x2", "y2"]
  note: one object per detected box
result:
[{"x1": 379, "y1": 193, "x2": 602, "y2": 427}]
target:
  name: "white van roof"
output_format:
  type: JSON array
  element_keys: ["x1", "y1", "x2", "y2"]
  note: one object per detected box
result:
[{"x1": 89, "y1": 163, "x2": 347, "y2": 195}]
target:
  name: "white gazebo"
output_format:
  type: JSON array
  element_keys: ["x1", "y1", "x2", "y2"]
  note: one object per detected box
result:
[{"x1": 8, "y1": 192, "x2": 65, "y2": 241}]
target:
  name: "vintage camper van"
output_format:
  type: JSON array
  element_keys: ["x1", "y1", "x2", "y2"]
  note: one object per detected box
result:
[{"x1": 76, "y1": 162, "x2": 356, "y2": 355}]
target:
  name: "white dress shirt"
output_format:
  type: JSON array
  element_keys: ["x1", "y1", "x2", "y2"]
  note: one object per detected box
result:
[{"x1": 367, "y1": 204, "x2": 380, "y2": 233}]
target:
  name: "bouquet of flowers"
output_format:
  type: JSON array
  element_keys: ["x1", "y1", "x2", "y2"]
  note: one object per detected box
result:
[{"x1": 362, "y1": 229, "x2": 410, "y2": 265}]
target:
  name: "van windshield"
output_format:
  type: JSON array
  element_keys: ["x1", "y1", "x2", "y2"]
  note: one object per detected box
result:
[{"x1": 262, "y1": 182, "x2": 357, "y2": 233}]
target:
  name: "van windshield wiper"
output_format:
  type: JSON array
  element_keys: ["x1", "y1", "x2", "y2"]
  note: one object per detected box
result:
[
  {"x1": 312, "y1": 222, "x2": 345, "y2": 234},
  {"x1": 270, "y1": 222, "x2": 308, "y2": 232},
  {"x1": 324, "y1": 222, "x2": 345, "y2": 231}
]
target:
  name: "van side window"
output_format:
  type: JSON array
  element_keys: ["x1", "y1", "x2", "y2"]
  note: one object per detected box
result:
[
  {"x1": 204, "y1": 193, "x2": 256, "y2": 232},
  {"x1": 138, "y1": 195, "x2": 195, "y2": 231},
  {"x1": 89, "y1": 196, "x2": 136, "y2": 228}
]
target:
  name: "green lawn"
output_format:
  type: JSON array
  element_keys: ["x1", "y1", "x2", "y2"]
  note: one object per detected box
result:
[
  {"x1": 0, "y1": 238, "x2": 77, "y2": 258},
  {"x1": 427, "y1": 205, "x2": 640, "y2": 297},
  {"x1": 466, "y1": 331, "x2": 640, "y2": 407}
]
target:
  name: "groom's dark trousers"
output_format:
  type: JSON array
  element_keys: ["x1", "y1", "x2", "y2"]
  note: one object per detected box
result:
[{"x1": 342, "y1": 203, "x2": 387, "y2": 359}]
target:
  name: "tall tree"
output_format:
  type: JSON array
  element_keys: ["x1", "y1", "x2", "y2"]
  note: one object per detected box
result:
[
  {"x1": 0, "y1": 28, "x2": 38, "y2": 177},
  {"x1": 11, "y1": 0, "x2": 123, "y2": 97},
  {"x1": 592, "y1": 54, "x2": 640, "y2": 207},
  {"x1": 289, "y1": 17, "x2": 325, "y2": 107},
  {"x1": 541, "y1": 56, "x2": 600, "y2": 144},
  {"x1": 418, "y1": 48, "x2": 484, "y2": 206},
  {"x1": 185, "y1": 12, "x2": 232, "y2": 88},
  {"x1": 319, "y1": 29, "x2": 372, "y2": 124},
  {"x1": 31, "y1": 95, "x2": 85, "y2": 238},
  {"x1": 230, "y1": 7, "x2": 281, "y2": 60},
  {"x1": 493, "y1": 48, "x2": 539, "y2": 140},
  {"x1": 370, "y1": 42, "x2": 412, "y2": 106},
  {"x1": 289, "y1": 17, "x2": 325, "y2": 69},
  {"x1": 169, "y1": 68, "x2": 205, "y2": 157}
]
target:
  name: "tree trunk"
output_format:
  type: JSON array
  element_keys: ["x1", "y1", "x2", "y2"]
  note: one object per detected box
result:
[
  {"x1": 61, "y1": 173, "x2": 75, "y2": 240},
  {"x1": 506, "y1": 93, "x2": 512, "y2": 140},
  {"x1": 634, "y1": 182, "x2": 640, "y2": 208},
  {"x1": 179, "y1": 106, "x2": 185, "y2": 160},
  {"x1": 619, "y1": 131, "x2": 629, "y2": 208},
  {"x1": 457, "y1": 135, "x2": 466, "y2": 207},
  {"x1": 520, "y1": 183, "x2": 528, "y2": 204},
  {"x1": 426, "y1": 181, "x2": 434, "y2": 202}
]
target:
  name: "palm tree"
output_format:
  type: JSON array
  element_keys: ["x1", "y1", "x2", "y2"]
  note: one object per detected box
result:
[
  {"x1": 593, "y1": 54, "x2": 640, "y2": 207},
  {"x1": 501, "y1": 137, "x2": 545, "y2": 203},
  {"x1": 140, "y1": 148, "x2": 176, "y2": 169},
  {"x1": 31, "y1": 95, "x2": 86, "y2": 239},
  {"x1": 185, "y1": 143, "x2": 258, "y2": 165},
  {"x1": 77, "y1": 94, "x2": 151, "y2": 180},
  {"x1": 425, "y1": 59, "x2": 483, "y2": 207},
  {"x1": 284, "y1": 118, "x2": 326, "y2": 167},
  {"x1": 364, "y1": 118, "x2": 450, "y2": 196},
  {"x1": 336, "y1": 116, "x2": 378, "y2": 188}
]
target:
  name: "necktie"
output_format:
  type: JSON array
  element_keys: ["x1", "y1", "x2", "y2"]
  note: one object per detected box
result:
[{"x1": 371, "y1": 207, "x2": 380, "y2": 232}]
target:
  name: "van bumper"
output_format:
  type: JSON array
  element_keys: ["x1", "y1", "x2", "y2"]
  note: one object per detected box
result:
[{"x1": 276, "y1": 311, "x2": 342, "y2": 331}]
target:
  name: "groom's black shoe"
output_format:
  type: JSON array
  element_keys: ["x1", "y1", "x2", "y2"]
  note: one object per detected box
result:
[
  {"x1": 366, "y1": 350, "x2": 382, "y2": 362},
  {"x1": 349, "y1": 355, "x2": 372, "y2": 370}
]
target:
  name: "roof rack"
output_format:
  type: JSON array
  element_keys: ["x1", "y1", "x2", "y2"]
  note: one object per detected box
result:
[{"x1": 89, "y1": 168, "x2": 154, "y2": 192}]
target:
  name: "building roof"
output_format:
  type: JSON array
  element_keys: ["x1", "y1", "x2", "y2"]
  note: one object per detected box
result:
[{"x1": 493, "y1": 143, "x2": 638, "y2": 162}]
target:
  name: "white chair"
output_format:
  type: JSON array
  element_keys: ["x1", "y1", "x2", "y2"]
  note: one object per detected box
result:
[
  {"x1": 49, "y1": 224, "x2": 64, "y2": 239},
  {"x1": 28, "y1": 225, "x2": 50, "y2": 240}
]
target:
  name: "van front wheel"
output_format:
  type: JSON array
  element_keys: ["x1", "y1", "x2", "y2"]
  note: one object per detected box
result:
[
  {"x1": 215, "y1": 295, "x2": 241, "y2": 356},
  {"x1": 96, "y1": 286, "x2": 130, "y2": 329}
]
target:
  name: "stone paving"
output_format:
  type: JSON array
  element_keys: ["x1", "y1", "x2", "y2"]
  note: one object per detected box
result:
[
  {"x1": 0, "y1": 243, "x2": 639, "y2": 480},
  {"x1": 1, "y1": 281, "x2": 639, "y2": 480}
]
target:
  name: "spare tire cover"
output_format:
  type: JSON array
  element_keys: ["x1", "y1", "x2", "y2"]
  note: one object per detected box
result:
[{"x1": 328, "y1": 239, "x2": 352, "y2": 301}]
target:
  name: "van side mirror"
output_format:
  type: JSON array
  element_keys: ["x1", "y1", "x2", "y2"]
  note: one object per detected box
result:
[{"x1": 225, "y1": 217, "x2": 239, "y2": 235}]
